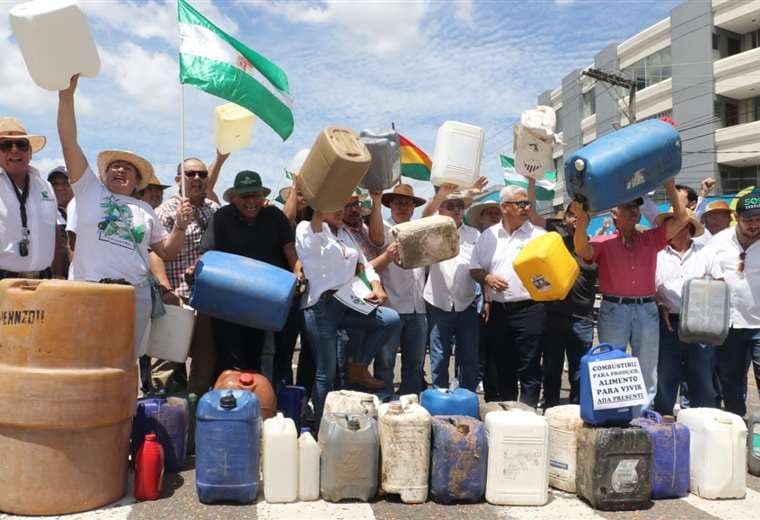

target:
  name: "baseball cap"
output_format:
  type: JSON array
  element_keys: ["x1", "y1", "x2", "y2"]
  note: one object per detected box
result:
[
  {"x1": 736, "y1": 193, "x2": 760, "y2": 218},
  {"x1": 47, "y1": 166, "x2": 68, "y2": 182},
  {"x1": 233, "y1": 170, "x2": 271, "y2": 197}
]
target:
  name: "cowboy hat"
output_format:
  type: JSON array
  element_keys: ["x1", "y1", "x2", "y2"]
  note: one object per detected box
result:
[
  {"x1": 142, "y1": 170, "x2": 170, "y2": 190},
  {"x1": 465, "y1": 199, "x2": 500, "y2": 230},
  {"x1": 0, "y1": 117, "x2": 46, "y2": 153},
  {"x1": 381, "y1": 183, "x2": 425, "y2": 208},
  {"x1": 700, "y1": 200, "x2": 733, "y2": 222},
  {"x1": 654, "y1": 207, "x2": 704, "y2": 237},
  {"x1": 97, "y1": 150, "x2": 154, "y2": 191}
]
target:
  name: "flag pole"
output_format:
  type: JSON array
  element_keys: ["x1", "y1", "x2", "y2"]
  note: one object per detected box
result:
[{"x1": 179, "y1": 83, "x2": 186, "y2": 199}]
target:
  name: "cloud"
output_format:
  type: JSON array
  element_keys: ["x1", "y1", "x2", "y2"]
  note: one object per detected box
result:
[
  {"x1": 31, "y1": 156, "x2": 66, "y2": 175},
  {"x1": 454, "y1": 0, "x2": 475, "y2": 24},
  {"x1": 554, "y1": 0, "x2": 576, "y2": 5}
]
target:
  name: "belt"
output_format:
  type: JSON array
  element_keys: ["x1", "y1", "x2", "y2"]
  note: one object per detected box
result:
[
  {"x1": 0, "y1": 268, "x2": 52, "y2": 280},
  {"x1": 602, "y1": 295, "x2": 655, "y2": 305},
  {"x1": 495, "y1": 299, "x2": 537, "y2": 312}
]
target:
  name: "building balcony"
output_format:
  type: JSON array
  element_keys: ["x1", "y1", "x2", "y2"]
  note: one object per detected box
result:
[
  {"x1": 617, "y1": 18, "x2": 671, "y2": 69},
  {"x1": 713, "y1": 0, "x2": 760, "y2": 33},
  {"x1": 714, "y1": 46, "x2": 760, "y2": 99},
  {"x1": 581, "y1": 114, "x2": 596, "y2": 144},
  {"x1": 715, "y1": 119, "x2": 760, "y2": 166}
]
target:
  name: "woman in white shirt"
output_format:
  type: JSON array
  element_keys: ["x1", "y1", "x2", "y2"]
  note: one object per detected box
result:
[{"x1": 296, "y1": 207, "x2": 401, "y2": 428}]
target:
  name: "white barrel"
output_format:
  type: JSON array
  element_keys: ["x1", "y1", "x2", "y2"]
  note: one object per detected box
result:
[
  {"x1": 214, "y1": 103, "x2": 255, "y2": 154},
  {"x1": 298, "y1": 430, "x2": 320, "y2": 501},
  {"x1": 10, "y1": 0, "x2": 100, "y2": 91},
  {"x1": 263, "y1": 413, "x2": 298, "y2": 503},
  {"x1": 430, "y1": 121, "x2": 484, "y2": 188},
  {"x1": 544, "y1": 404, "x2": 583, "y2": 493},
  {"x1": 146, "y1": 305, "x2": 195, "y2": 363}
]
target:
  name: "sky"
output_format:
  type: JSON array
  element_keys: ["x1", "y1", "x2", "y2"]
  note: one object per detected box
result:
[{"x1": 1, "y1": 0, "x2": 683, "y2": 202}]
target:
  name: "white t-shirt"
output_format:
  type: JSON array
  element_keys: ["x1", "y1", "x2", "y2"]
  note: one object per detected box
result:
[
  {"x1": 424, "y1": 223, "x2": 479, "y2": 312},
  {"x1": 69, "y1": 167, "x2": 167, "y2": 285},
  {"x1": 655, "y1": 241, "x2": 723, "y2": 314}
]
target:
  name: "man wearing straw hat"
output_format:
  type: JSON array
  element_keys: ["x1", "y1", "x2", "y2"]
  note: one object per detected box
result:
[
  {"x1": 136, "y1": 170, "x2": 171, "y2": 210},
  {"x1": 0, "y1": 117, "x2": 64, "y2": 279},
  {"x1": 57, "y1": 75, "x2": 193, "y2": 360},
  {"x1": 700, "y1": 199, "x2": 733, "y2": 238}
]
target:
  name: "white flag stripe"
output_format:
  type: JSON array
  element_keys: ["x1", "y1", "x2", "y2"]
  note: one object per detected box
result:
[{"x1": 179, "y1": 22, "x2": 293, "y2": 110}]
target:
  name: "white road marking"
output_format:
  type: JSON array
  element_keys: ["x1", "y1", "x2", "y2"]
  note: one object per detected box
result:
[
  {"x1": 256, "y1": 499, "x2": 375, "y2": 520},
  {"x1": 499, "y1": 489, "x2": 604, "y2": 520},
  {"x1": 683, "y1": 488, "x2": 760, "y2": 519}
]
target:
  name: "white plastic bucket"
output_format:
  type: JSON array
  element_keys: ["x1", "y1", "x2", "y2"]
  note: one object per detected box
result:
[{"x1": 147, "y1": 305, "x2": 195, "y2": 363}]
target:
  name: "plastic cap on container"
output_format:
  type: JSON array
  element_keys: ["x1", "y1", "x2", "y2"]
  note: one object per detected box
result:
[
  {"x1": 239, "y1": 373, "x2": 254, "y2": 386},
  {"x1": 220, "y1": 393, "x2": 237, "y2": 409},
  {"x1": 300, "y1": 427, "x2": 311, "y2": 435},
  {"x1": 145, "y1": 433, "x2": 157, "y2": 442},
  {"x1": 574, "y1": 158, "x2": 585, "y2": 172}
]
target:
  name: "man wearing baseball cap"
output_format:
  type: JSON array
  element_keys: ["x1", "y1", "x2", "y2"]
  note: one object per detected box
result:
[{"x1": 708, "y1": 192, "x2": 760, "y2": 416}]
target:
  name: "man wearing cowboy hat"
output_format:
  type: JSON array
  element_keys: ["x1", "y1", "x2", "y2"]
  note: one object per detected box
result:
[
  {"x1": 700, "y1": 199, "x2": 733, "y2": 238},
  {"x1": 371, "y1": 183, "x2": 429, "y2": 398},
  {"x1": 200, "y1": 171, "x2": 300, "y2": 383},
  {"x1": 137, "y1": 171, "x2": 171, "y2": 210},
  {"x1": 0, "y1": 117, "x2": 65, "y2": 279},
  {"x1": 653, "y1": 208, "x2": 722, "y2": 415}
]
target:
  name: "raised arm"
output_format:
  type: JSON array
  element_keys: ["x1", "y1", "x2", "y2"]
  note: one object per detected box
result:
[
  {"x1": 422, "y1": 183, "x2": 457, "y2": 218},
  {"x1": 57, "y1": 75, "x2": 88, "y2": 183},
  {"x1": 368, "y1": 191, "x2": 385, "y2": 247},
  {"x1": 570, "y1": 201, "x2": 594, "y2": 261},
  {"x1": 664, "y1": 180, "x2": 689, "y2": 240},
  {"x1": 206, "y1": 149, "x2": 229, "y2": 204}
]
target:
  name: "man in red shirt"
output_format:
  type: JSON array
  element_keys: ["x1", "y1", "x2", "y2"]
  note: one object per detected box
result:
[{"x1": 571, "y1": 180, "x2": 689, "y2": 408}]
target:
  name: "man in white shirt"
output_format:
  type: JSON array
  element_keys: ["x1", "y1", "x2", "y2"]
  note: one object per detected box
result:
[
  {"x1": 470, "y1": 185, "x2": 546, "y2": 406},
  {"x1": 421, "y1": 188, "x2": 480, "y2": 391},
  {"x1": 708, "y1": 193, "x2": 760, "y2": 417},
  {"x1": 654, "y1": 209, "x2": 722, "y2": 415},
  {"x1": 371, "y1": 184, "x2": 428, "y2": 399},
  {"x1": 0, "y1": 117, "x2": 63, "y2": 279}
]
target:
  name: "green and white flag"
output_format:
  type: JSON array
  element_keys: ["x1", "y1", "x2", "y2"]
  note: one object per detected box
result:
[
  {"x1": 501, "y1": 154, "x2": 556, "y2": 201},
  {"x1": 178, "y1": 0, "x2": 294, "y2": 140}
]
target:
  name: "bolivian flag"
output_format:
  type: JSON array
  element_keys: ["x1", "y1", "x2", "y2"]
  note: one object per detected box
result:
[{"x1": 399, "y1": 134, "x2": 432, "y2": 181}]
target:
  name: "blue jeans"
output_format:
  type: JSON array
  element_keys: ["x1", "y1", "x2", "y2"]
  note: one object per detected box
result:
[
  {"x1": 428, "y1": 302, "x2": 480, "y2": 391},
  {"x1": 541, "y1": 311, "x2": 593, "y2": 407},
  {"x1": 374, "y1": 313, "x2": 427, "y2": 399},
  {"x1": 303, "y1": 293, "x2": 401, "y2": 426},
  {"x1": 654, "y1": 315, "x2": 719, "y2": 415},
  {"x1": 597, "y1": 300, "x2": 659, "y2": 409},
  {"x1": 717, "y1": 327, "x2": 760, "y2": 417}
]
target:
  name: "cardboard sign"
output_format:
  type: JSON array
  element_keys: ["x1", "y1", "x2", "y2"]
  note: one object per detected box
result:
[{"x1": 588, "y1": 358, "x2": 648, "y2": 410}]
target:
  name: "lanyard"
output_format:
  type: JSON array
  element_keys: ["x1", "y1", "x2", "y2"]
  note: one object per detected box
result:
[{"x1": 5, "y1": 173, "x2": 30, "y2": 231}]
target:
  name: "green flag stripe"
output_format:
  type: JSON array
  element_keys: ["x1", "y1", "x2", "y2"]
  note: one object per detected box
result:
[
  {"x1": 180, "y1": 54, "x2": 294, "y2": 140},
  {"x1": 401, "y1": 163, "x2": 431, "y2": 181},
  {"x1": 178, "y1": 0, "x2": 289, "y2": 96}
]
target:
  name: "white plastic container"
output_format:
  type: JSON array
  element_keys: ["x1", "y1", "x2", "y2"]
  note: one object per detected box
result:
[
  {"x1": 10, "y1": 0, "x2": 100, "y2": 91},
  {"x1": 298, "y1": 428, "x2": 320, "y2": 501},
  {"x1": 263, "y1": 412, "x2": 298, "y2": 503},
  {"x1": 676, "y1": 408, "x2": 747, "y2": 499},
  {"x1": 430, "y1": 121, "x2": 485, "y2": 188},
  {"x1": 377, "y1": 397, "x2": 432, "y2": 503},
  {"x1": 544, "y1": 404, "x2": 583, "y2": 493},
  {"x1": 214, "y1": 103, "x2": 255, "y2": 154},
  {"x1": 485, "y1": 410, "x2": 549, "y2": 505},
  {"x1": 146, "y1": 305, "x2": 195, "y2": 363},
  {"x1": 323, "y1": 390, "x2": 380, "y2": 418}
]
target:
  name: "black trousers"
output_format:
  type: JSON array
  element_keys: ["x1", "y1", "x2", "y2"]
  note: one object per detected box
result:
[{"x1": 483, "y1": 300, "x2": 545, "y2": 406}]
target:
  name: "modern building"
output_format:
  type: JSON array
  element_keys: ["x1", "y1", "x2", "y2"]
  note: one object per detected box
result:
[{"x1": 540, "y1": 0, "x2": 760, "y2": 206}]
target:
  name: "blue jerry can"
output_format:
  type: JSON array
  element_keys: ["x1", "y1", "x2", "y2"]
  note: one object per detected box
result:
[
  {"x1": 430, "y1": 416, "x2": 487, "y2": 503},
  {"x1": 630, "y1": 410, "x2": 690, "y2": 499},
  {"x1": 196, "y1": 390, "x2": 261, "y2": 504},
  {"x1": 421, "y1": 388, "x2": 479, "y2": 418},
  {"x1": 132, "y1": 394, "x2": 188, "y2": 473},
  {"x1": 189, "y1": 251, "x2": 296, "y2": 332},
  {"x1": 564, "y1": 119, "x2": 681, "y2": 212},
  {"x1": 579, "y1": 344, "x2": 635, "y2": 426},
  {"x1": 276, "y1": 384, "x2": 306, "y2": 432}
]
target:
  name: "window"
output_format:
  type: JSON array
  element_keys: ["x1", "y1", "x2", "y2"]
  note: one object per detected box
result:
[
  {"x1": 582, "y1": 88, "x2": 596, "y2": 119},
  {"x1": 555, "y1": 108, "x2": 563, "y2": 133},
  {"x1": 728, "y1": 37, "x2": 741, "y2": 56},
  {"x1": 721, "y1": 166, "x2": 758, "y2": 194},
  {"x1": 725, "y1": 102, "x2": 739, "y2": 127},
  {"x1": 754, "y1": 97, "x2": 760, "y2": 122},
  {"x1": 712, "y1": 33, "x2": 720, "y2": 50},
  {"x1": 620, "y1": 46, "x2": 672, "y2": 90},
  {"x1": 751, "y1": 30, "x2": 759, "y2": 50}
]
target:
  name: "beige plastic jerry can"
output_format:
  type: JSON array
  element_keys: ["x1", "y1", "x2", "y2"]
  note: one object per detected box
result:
[{"x1": 214, "y1": 103, "x2": 255, "y2": 154}]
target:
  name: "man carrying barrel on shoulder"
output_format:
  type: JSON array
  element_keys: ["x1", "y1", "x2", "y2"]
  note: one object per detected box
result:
[{"x1": 571, "y1": 180, "x2": 690, "y2": 409}]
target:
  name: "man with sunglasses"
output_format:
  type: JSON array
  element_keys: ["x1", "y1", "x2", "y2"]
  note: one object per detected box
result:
[
  {"x1": 0, "y1": 117, "x2": 64, "y2": 280},
  {"x1": 707, "y1": 193, "x2": 760, "y2": 417},
  {"x1": 470, "y1": 185, "x2": 547, "y2": 406}
]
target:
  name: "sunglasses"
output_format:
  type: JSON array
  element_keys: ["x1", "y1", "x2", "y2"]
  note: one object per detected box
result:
[
  {"x1": 0, "y1": 139, "x2": 30, "y2": 152},
  {"x1": 443, "y1": 201, "x2": 465, "y2": 210},
  {"x1": 184, "y1": 170, "x2": 209, "y2": 179},
  {"x1": 504, "y1": 200, "x2": 532, "y2": 209}
]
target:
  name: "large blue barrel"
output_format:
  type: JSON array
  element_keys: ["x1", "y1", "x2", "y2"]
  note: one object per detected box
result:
[
  {"x1": 565, "y1": 119, "x2": 681, "y2": 212},
  {"x1": 430, "y1": 416, "x2": 487, "y2": 503},
  {"x1": 631, "y1": 410, "x2": 689, "y2": 498},
  {"x1": 196, "y1": 390, "x2": 260, "y2": 504},
  {"x1": 132, "y1": 394, "x2": 188, "y2": 473},
  {"x1": 421, "y1": 388, "x2": 479, "y2": 418},
  {"x1": 579, "y1": 344, "x2": 635, "y2": 426},
  {"x1": 189, "y1": 251, "x2": 296, "y2": 331}
]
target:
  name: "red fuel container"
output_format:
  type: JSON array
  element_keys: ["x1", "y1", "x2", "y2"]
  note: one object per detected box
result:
[{"x1": 135, "y1": 433, "x2": 164, "y2": 501}]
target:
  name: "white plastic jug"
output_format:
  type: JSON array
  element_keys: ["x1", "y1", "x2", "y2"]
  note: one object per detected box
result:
[
  {"x1": 214, "y1": 103, "x2": 255, "y2": 154},
  {"x1": 676, "y1": 408, "x2": 747, "y2": 499},
  {"x1": 10, "y1": 0, "x2": 100, "y2": 91},
  {"x1": 430, "y1": 121, "x2": 484, "y2": 188},
  {"x1": 146, "y1": 305, "x2": 195, "y2": 363},
  {"x1": 323, "y1": 390, "x2": 380, "y2": 417},
  {"x1": 544, "y1": 404, "x2": 583, "y2": 493},
  {"x1": 263, "y1": 412, "x2": 298, "y2": 503},
  {"x1": 485, "y1": 410, "x2": 549, "y2": 505},
  {"x1": 377, "y1": 397, "x2": 432, "y2": 503},
  {"x1": 298, "y1": 428, "x2": 320, "y2": 501}
]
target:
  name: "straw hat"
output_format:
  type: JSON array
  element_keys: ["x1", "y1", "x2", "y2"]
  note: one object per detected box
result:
[
  {"x1": 97, "y1": 150, "x2": 154, "y2": 191},
  {"x1": 653, "y1": 208, "x2": 704, "y2": 237},
  {"x1": 381, "y1": 183, "x2": 425, "y2": 207},
  {"x1": 465, "y1": 199, "x2": 500, "y2": 230},
  {"x1": 700, "y1": 200, "x2": 732, "y2": 222},
  {"x1": 0, "y1": 117, "x2": 46, "y2": 153}
]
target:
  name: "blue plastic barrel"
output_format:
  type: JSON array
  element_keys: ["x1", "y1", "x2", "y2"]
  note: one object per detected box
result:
[
  {"x1": 132, "y1": 394, "x2": 188, "y2": 472},
  {"x1": 579, "y1": 344, "x2": 635, "y2": 426},
  {"x1": 430, "y1": 416, "x2": 487, "y2": 503},
  {"x1": 421, "y1": 388, "x2": 479, "y2": 418},
  {"x1": 196, "y1": 390, "x2": 261, "y2": 504},
  {"x1": 565, "y1": 119, "x2": 681, "y2": 212},
  {"x1": 276, "y1": 384, "x2": 306, "y2": 432},
  {"x1": 631, "y1": 410, "x2": 690, "y2": 498},
  {"x1": 189, "y1": 251, "x2": 296, "y2": 332}
]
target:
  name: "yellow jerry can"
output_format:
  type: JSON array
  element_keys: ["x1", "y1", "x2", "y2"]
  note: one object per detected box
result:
[{"x1": 512, "y1": 232, "x2": 579, "y2": 301}]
